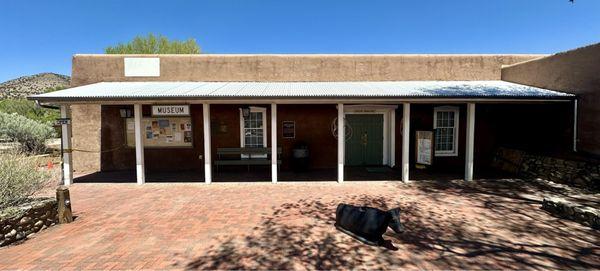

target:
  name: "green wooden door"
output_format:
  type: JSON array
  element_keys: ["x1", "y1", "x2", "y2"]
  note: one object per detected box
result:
[{"x1": 345, "y1": 114, "x2": 384, "y2": 166}]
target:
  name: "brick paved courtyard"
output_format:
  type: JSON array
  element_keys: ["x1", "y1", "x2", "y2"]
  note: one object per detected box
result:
[{"x1": 0, "y1": 180, "x2": 598, "y2": 270}]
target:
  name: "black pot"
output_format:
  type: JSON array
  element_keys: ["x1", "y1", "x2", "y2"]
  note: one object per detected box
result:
[{"x1": 291, "y1": 142, "x2": 310, "y2": 172}]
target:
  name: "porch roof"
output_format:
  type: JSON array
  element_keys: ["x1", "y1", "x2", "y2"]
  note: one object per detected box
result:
[{"x1": 29, "y1": 80, "x2": 574, "y2": 102}]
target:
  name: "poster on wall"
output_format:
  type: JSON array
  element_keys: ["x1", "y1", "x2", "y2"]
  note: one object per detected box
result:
[
  {"x1": 416, "y1": 131, "x2": 433, "y2": 165},
  {"x1": 126, "y1": 117, "x2": 193, "y2": 148},
  {"x1": 282, "y1": 121, "x2": 295, "y2": 138}
]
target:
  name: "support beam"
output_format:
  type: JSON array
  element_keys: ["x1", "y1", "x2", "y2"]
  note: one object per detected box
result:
[
  {"x1": 60, "y1": 105, "x2": 73, "y2": 186},
  {"x1": 465, "y1": 103, "x2": 476, "y2": 181},
  {"x1": 271, "y1": 103, "x2": 278, "y2": 183},
  {"x1": 402, "y1": 103, "x2": 410, "y2": 183},
  {"x1": 337, "y1": 103, "x2": 345, "y2": 183},
  {"x1": 203, "y1": 103, "x2": 212, "y2": 184},
  {"x1": 133, "y1": 104, "x2": 145, "y2": 184}
]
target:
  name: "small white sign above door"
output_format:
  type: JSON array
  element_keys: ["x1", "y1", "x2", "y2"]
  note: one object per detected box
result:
[{"x1": 152, "y1": 105, "x2": 190, "y2": 116}]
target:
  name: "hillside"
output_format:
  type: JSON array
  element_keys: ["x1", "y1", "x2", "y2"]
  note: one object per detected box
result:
[{"x1": 0, "y1": 73, "x2": 70, "y2": 99}]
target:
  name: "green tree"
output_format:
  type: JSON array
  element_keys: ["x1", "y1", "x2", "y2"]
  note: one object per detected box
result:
[{"x1": 105, "y1": 33, "x2": 201, "y2": 54}]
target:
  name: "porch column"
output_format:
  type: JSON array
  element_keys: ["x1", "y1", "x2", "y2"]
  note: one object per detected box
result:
[
  {"x1": 337, "y1": 103, "x2": 344, "y2": 183},
  {"x1": 573, "y1": 99, "x2": 578, "y2": 152},
  {"x1": 60, "y1": 105, "x2": 73, "y2": 186},
  {"x1": 133, "y1": 104, "x2": 145, "y2": 184},
  {"x1": 203, "y1": 103, "x2": 212, "y2": 184},
  {"x1": 402, "y1": 103, "x2": 410, "y2": 183},
  {"x1": 271, "y1": 103, "x2": 278, "y2": 183},
  {"x1": 465, "y1": 103, "x2": 476, "y2": 181}
]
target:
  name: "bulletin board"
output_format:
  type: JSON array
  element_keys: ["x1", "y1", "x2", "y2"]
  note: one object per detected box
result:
[
  {"x1": 126, "y1": 117, "x2": 193, "y2": 148},
  {"x1": 282, "y1": 121, "x2": 295, "y2": 138},
  {"x1": 416, "y1": 131, "x2": 433, "y2": 165}
]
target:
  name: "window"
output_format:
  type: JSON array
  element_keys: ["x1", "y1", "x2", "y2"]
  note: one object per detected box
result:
[
  {"x1": 433, "y1": 106, "x2": 459, "y2": 156},
  {"x1": 240, "y1": 107, "x2": 267, "y2": 158}
]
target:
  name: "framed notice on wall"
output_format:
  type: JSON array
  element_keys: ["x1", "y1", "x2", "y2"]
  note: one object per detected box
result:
[
  {"x1": 282, "y1": 121, "x2": 295, "y2": 138},
  {"x1": 416, "y1": 131, "x2": 433, "y2": 165},
  {"x1": 126, "y1": 117, "x2": 193, "y2": 148}
]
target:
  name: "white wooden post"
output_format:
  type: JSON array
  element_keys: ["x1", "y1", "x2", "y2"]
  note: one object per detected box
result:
[
  {"x1": 465, "y1": 103, "x2": 476, "y2": 181},
  {"x1": 203, "y1": 103, "x2": 212, "y2": 184},
  {"x1": 402, "y1": 103, "x2": 410, "y2": 183},
  {"x1": 337, "y1": 103, "x2": 345, "y2": 183},
  {"x1": 133, "y1": 104, "x2": 145, "y2": 184},
  {"x1": 573, "y1": 99, "x2": 578, "y2": 152},
  {"x1": 271, "y1": 103, "x2": 278, "y2": 183},
  {"x1": 60, "y1": 105, "x2": 73, "y2": 186},
  {"x1": 390, "y1": 110, "x2": 396, "y2": 167}
]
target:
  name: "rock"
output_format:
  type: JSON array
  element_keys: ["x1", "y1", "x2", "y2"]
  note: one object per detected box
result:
[
  {"x1": 573, "y1": 178, "x2": 586, "y2": 185},
  {"x1": 2, "y1": 225, "x2": 12, "y2": 233},
  {"x1": 5, "y1": 229, "x2": 17, "y2": 238},
  {"x1": 19, "y1": 216, "x2": 32, "y2": 226}
]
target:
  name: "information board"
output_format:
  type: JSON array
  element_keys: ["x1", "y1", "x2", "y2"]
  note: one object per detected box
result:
[
  {"x1": 126, "y1": 117, "x2": 193, "y2": 148},
  {"x1": 282, "y1": 121, "x2": 295, "y2": 138},
  {"x1": 416, "y1": 131, "x2": 433, "y2": 165}
]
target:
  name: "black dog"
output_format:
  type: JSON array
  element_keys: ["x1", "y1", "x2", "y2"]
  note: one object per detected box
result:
[{"x1": 335, "y1": 204, "x2": 404, "y2": 246}]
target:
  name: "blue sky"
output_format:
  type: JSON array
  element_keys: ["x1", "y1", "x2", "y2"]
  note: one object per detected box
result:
[{"x1": 1, "y1": 0, "x2": 599, "y2": 82}]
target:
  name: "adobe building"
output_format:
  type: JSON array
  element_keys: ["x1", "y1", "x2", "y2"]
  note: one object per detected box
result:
[
  {"x1": 502, "y1": 43, "x2": 600, "y2": 157},
  {"x1": 31, "y1": 46, "x2": 598, "y2": 185}
]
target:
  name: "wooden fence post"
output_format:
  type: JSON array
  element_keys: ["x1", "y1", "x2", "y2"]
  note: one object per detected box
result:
[{"x1": 56, "y1": 186, "x2": 73, "y2": 224}]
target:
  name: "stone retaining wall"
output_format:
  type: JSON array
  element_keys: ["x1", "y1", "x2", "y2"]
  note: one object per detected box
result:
[
  {"x1": 0, "y1": 198, "x2": 58, "y2": 247},
  {"x1": 542, "y1": 197, "x2": 599, "y2": 229},
  {"x1": 492, "y1": 147, "x2": 600, "y2": 191}
]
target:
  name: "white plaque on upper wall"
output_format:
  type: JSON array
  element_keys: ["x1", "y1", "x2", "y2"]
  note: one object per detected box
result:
[
  {"x1": 152, "y1": 105, "x2": 190, "y2": 116},
  {"x1": 124, "y1": 57, "x2": 160, "y2": 77}
]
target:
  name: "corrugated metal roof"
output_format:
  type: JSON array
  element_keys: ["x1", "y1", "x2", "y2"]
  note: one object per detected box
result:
[{"x1": 29, "y1": 81, "x2": 574, "y2": 102}]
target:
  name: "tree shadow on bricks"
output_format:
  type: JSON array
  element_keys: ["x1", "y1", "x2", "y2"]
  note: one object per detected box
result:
[
  {"x1": 184, "y1": 184, "x2": 599, "y2": 270},
  {"x1": 395, "y1": 179, "x2": 600, "y2": 269}
]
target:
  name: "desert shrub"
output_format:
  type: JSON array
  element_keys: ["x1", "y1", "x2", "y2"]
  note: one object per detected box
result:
[
  {"x1": 0, "y1": 98, "x2": 59, "y2": 124},
  {"x1": 0, "y1": 151, "x2": 50, "y2": 209},
  {"x1": 0, "y1": 112, "x2": 56, "y2": 153}
]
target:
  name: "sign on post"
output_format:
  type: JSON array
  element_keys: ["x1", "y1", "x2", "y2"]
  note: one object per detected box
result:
[{"x1": 55, "y1": 118, "x2": 71, "y2": 125}]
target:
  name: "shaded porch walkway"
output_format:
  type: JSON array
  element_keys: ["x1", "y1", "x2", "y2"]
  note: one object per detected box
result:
[{"x1": 73, "y1": 167, "x2": 479, "y2": 183}]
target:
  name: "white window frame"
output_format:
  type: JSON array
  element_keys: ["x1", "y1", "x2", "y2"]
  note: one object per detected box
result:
[
  {"x1": 239, "y1": 107, "x2": 268, "y2": 158},
  {"x1": 433, "y1": 106, "x2": 459, "y2": 157}
]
